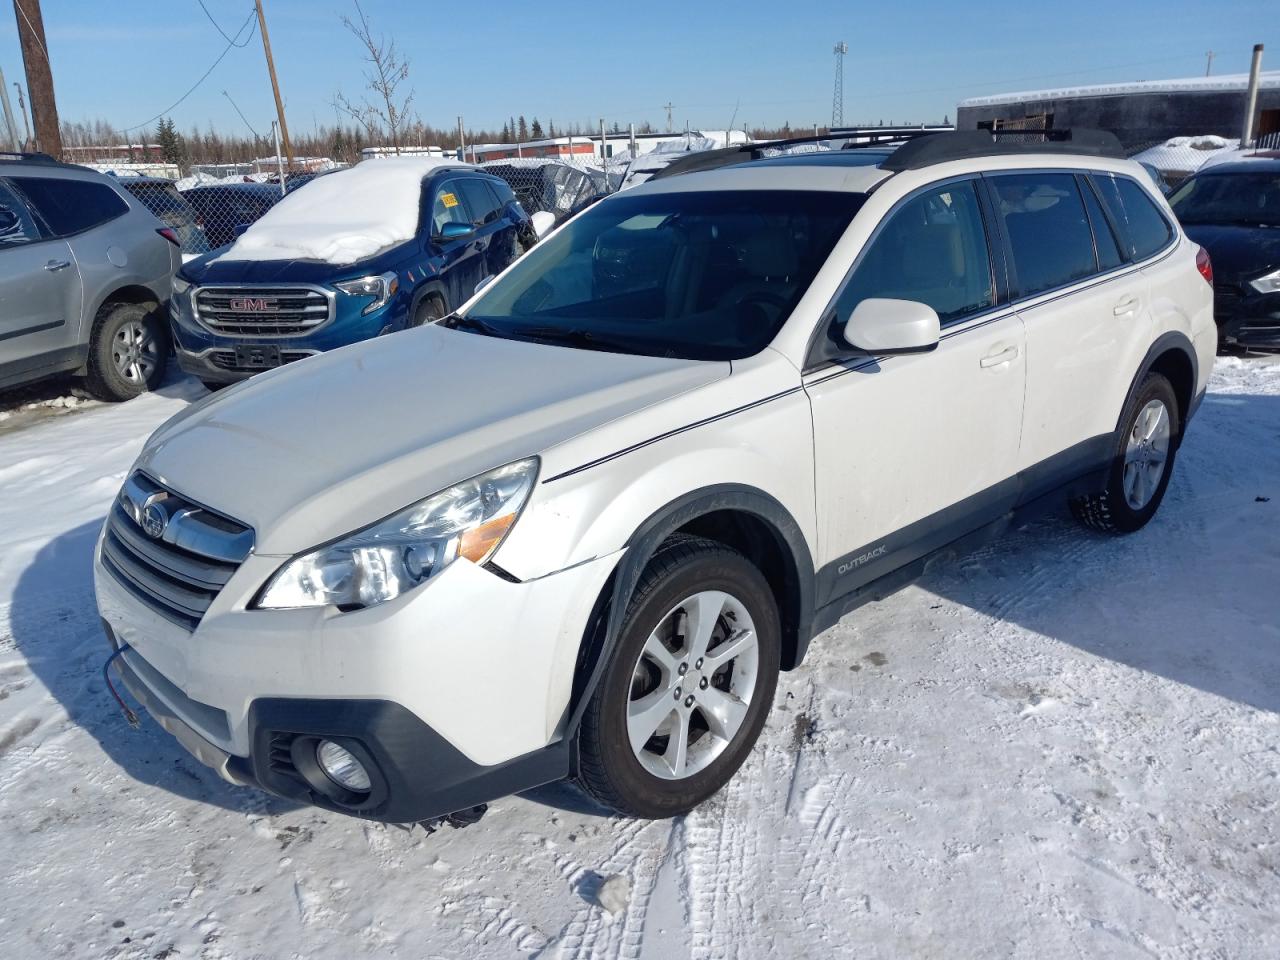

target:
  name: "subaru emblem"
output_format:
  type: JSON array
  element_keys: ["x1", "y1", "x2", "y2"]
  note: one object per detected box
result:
[{"x1": 141, "y1": 502, "x2": 168, "y2": 540}]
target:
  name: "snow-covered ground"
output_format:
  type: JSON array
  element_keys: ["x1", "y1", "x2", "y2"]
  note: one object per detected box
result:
[{"x1": 1, "y1": 358, "x2": 1278, "y2": 959}]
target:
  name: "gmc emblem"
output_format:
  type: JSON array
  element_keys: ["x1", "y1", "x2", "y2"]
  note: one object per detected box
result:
[{"x1": 228, "y1": 297, "x2": 274, "y2": 312}]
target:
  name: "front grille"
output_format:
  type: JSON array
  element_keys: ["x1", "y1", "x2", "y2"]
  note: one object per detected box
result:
[
  {"x1": 194, "y1": 286, "x2": 331, "y2": 336},
  {"x1": 101, "y1": 473, "x2": 253, "y2": 631},
  {"x1": 208, "y1": 349, "x2": 315, "y2": 371}
]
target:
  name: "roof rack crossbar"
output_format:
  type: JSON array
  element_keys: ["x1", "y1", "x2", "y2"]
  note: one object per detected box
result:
[{"x1": 879, "y1": 128, "x2": 1125, "y2": 172}]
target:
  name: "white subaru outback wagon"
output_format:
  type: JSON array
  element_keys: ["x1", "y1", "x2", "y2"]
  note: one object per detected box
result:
[{"x1": 95, "y1": 131, "x2": 1216, "y2": 823}]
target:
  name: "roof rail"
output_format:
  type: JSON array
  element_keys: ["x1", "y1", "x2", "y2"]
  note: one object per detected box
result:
[
  {"x1": 880, "y1": 128, "x2": 1125, "y2": 172},
  {"x1": 0, "y1": 150, "x2": 61, "y2": 165}
]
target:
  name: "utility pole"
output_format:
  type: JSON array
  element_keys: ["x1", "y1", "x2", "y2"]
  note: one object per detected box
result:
[
  {"x1": 12, "y1": 0, "x2": 60, "y2": 156},
  {"x1": 1205, "y1": 50, "x2": 1215, "y2": 76},
  {"x1": 664, "y1": 101, "x2": 673, "y2": 133},
  {"x1": 13, "y1": 83, "x2": 30, "y2": 148},
  {"x1": 832, "y1": 41, "x2": 847, "y2": 128},
  {"x1": 1241, "y1": 43, "x2": 1264, "y2": 146},
  {"x1": 456, "y1": 115, "x2": 465, "y2": 161},
  {"x1": 0, "y1": 68, "x2": 19, "y2": 151},
  {"x1": 254, "y1": 0, "x2": 294, "y2": 168}
]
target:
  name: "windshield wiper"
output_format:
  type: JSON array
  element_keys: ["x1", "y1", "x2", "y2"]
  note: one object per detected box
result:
[
  {"x1": 442, "y1": 313, "x2": 506, "y2": 337},
  {"x1": 514, "y1": 325, "x2": 638, "y2": 354}
]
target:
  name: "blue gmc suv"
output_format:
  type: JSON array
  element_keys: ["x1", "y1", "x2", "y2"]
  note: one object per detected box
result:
[{"x1": 170, "y1": 165, "x2": 535, "y2": 387}]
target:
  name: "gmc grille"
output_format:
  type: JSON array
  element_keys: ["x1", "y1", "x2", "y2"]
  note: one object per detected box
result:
[
  {"x1": 101, "y1": 473, "x2": 253, "y2": 631},
  {"x1": 194, "y1": 286, "x2": 331, "y2": 336}
]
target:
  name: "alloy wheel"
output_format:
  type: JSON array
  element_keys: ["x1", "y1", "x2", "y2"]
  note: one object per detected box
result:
[
  {"x1": 1123, "y1": 398, "x2": 1171, "y2": 510},
  {"x1": 111, "y1": 319, "x2": 160, "y2": 385}
]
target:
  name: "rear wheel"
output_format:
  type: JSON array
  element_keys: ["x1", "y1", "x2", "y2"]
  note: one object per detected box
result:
[
  {"x1": 83, "y1": 301, "x2": 169, "y2": 402},
  {"x1": 1071, "y1": 372, "x2": 1180, "y2": 534},
  {"x1": 577, "y1": 536, "x2": 780, "y2": 818}
]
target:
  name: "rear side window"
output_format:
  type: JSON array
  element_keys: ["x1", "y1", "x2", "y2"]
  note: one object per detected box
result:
[
  {"x1": 836, "y1": 179, "x2": 994, "y2": 325},
  {"x1": 1079, "y1": 177, "x2": 1124, "y2": 271},
  {"x1": 12, "y1": 176, "x2": 128, "y2": 236},
  {"x1": 990, "y1": 173, "x2": 1096, "y2": 298},
  {"x1": 0, "y1": 181, "x2": 43, "y2": 246},
  {"x1": 1092, "y1": 174, "x2": 1173, "y2": 260},
  {"x1": 456, "y1": 179, "x2": 501, "y2": 225}
]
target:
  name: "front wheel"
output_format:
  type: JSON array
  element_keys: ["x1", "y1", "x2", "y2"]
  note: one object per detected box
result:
[
  {"x1": 1071, "y1": 372, "x2": 1180, "y2": 534},
  {"x1": 411, "y1": 295, "x2": 445, "y2": 328},
  {"x1": 577, "y1": 536, "x2": 780, "y2": 818}
]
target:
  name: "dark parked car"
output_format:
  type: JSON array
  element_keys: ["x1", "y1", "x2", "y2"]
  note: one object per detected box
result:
[
  {"x1": 180, "y1": 182, "x2": 285, "y2": 249},
  {"x1": 1169, "y1": 158, "x2": 1280, "y2": 351},
  {"x1": 171, "y1": 163, "x2": 536, "y2": 387},
  {"x1": 116, "y1": 175, "x2": 211, "y2": 256}
]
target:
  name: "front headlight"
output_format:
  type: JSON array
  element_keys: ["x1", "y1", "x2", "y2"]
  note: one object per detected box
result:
[
  {"x1": 172, "y1": 276, "x2": 190, "y2": 296},
  {"x1": 255, "y1": 458, "x2": 537, "y2": 610},
  {"x1": 1248, "y1": 268, "x2": 1280, "y2": 295},
  {"x1": 334, "y1": 271, "x2": 399, "y2": 315}
]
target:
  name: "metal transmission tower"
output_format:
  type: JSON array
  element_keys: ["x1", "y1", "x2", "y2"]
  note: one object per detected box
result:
[{"x1": 832, "y1": 41, "x2": 847, "y2": 127}]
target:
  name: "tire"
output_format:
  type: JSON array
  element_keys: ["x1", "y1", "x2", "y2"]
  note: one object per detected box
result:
[
  {"x1": 577, "y1": 535, "x2": 780, "y2": 818},
  {"x1": 83, "y1": 301, "x2": 169, "y2": 402},
  {"x1": 411, "y1": 295, "x2": 445, "y2": 327},
  {"x1": 1071, "y1": 372, "x2": 1180, "y2": 534}
]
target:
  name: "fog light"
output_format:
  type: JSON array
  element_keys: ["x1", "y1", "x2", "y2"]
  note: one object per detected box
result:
[{"x1": 315, "y1": 740, "x2": 371, "y2": 793}]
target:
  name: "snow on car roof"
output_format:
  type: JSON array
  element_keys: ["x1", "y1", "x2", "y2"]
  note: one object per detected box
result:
[{"x1": 216, "y1": 156, "x2": 465, "y2": 265}]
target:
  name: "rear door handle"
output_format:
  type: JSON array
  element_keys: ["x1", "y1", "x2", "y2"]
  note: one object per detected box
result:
[
  {"x1": 44, "y1": 259, "x2": 71, "y2": 272},
  {"x1": 980, "y1": 345, "x2": 1019, "y2": 368},
  {"x1": 1113, "y1": 295, "x2": 1139, "y2": 316}
]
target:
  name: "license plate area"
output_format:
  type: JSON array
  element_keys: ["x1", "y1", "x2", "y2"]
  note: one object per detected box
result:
[{"x1": 234, "y1": 344, "x2": 282, "y2": 369}]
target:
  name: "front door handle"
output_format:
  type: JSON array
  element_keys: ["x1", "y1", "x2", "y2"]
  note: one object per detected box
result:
[
  {"x1": 1113, "y1": 295, "x2": 1139, "y2": 316},
  {"x1": 44, "y1": 259, "x2": 71, "y2": 272},
  {"x1": 980, "y1": 345, "x2": 1019, "y2": 368}
]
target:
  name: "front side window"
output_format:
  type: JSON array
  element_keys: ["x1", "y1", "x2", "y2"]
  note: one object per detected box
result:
[
  {"x1": 990, "y1": 173, "x2": 1096, "y2": 298},
  {"x1": 1094, "y1": 174, "x2": 1174, "y2": 259},
  {"x1": 0, "y1": 181, "x2": 43, "y2": 246},
  {"x1": 1169, "y1": 171, "x2": 1280, "y2": 229},
  {"x1": 835, "y1": 179, "x2": 994, "y2": 327},
  {"x1": 463, "y1": 190, "x2": 864, "y2": 360},
  {"x1": 456, "y1": 179, "x2": 500, "y2": 225},
  {"x1": 431, "y1": 180, "x2": 472, "y2": 234},
  {"x1": 11, "y1": 176, "x2": 127, "y2": 236}
]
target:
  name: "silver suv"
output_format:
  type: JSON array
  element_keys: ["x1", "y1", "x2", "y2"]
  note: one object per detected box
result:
[{"x1": 0, "y1": 154, "x2": 179, "y2": 400}]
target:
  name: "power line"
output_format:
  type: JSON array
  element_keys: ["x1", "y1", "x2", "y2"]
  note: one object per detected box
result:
[
  {"x1": 121, "y1": 8, "x2": 256, "y2": 132},
  {"x1": 196, "y1": 0, "x2": 254, "y2": 47}
]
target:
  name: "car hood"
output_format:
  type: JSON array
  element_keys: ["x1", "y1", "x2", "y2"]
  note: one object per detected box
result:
[
  {"x1": 179, "y1": 241, "x2": 412, "y2": 284},
  {"x1": 137, "y1": 325, "x2": 727, "y2": 554},
  {"x1": 1181, "y1": 223, "x2": 1280, "y2": 286}
]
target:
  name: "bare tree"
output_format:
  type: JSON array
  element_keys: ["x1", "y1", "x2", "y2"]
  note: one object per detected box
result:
[{"x1": 333, "y1": 0, "x2": 414, "y2": 154}]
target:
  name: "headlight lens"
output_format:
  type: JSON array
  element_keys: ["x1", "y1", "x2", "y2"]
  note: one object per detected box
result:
[
  {"x1": 334, "y1": 271, "x2": 399, "y2": 314},
  {"x1": 255, "y1": 458, "x2": 538, "y2": 610},
  {"x1": 172, "y1": 276, "x2": 190, "y2": 296},
  {"x1": 1249, "y1": 268, "x2": 1280, "y2": 295}
]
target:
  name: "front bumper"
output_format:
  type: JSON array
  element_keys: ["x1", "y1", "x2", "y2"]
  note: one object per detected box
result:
[
  {"x1": 1215, "y1": 288, "x2": 1280, "y2": 350},
  {"x1": 95, "y1": 530, "x2": 620, "y2": 822}
]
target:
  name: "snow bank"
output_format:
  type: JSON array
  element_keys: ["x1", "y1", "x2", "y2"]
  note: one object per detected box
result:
[
  {"x1": 216, "y1": 157, "x2": 463, "y2": 265},
  {"x1": 1131, "y1": 135, "x2": 1241, "y2": 176}
]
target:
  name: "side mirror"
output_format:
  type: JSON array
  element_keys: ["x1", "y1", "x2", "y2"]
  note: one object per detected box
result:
[
  {"x1": 232, "y1": 222, "x2": 251, "y2": 238},
  {"x1": 530, "y1": 210, "x2": 556, "y2": 239},
  {"x1": 437, "y1": 221, "x2": 476, "y2": 242},
  {"x1": 843, "y1": 298, "x2": 940, "y2": 355}
]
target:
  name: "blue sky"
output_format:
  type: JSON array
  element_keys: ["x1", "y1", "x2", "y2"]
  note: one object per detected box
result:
[{"x1": 2, "y1": 0, "x2": 1277, "y2": 139}]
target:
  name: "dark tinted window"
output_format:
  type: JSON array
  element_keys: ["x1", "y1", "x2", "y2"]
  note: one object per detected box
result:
[
  {"x1": 467, "y1": 190, "x2": 863, "y2": 361},
  {"x1": 1093, "y1": 174, "x2": 1173, "y2": 259},
  {"x1": 837, "y1": 179, "x2": 993, "y2": 325},
  {"x1": 12, "y1": 176, "x2": 128, "y2": 236},
  {"x1": 0, "y1": 181, "x2": 43, "y2": 246},
  {"x1": 1079, "y1": 177, "x2": 1123, "y2": 270},
  {"x1": 456, "y1": 178, "x2": 500, "y2": 224},
  {"x1": 991, "y1": 173, "x2": 1096, "y2": 297},
  {"x1": 1168, "y1": 171, "x2": 1280, "y2": 228}
]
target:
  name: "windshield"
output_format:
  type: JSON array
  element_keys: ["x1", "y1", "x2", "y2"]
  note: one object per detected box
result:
[
  {"x1": 1169, "y1": 171, "x2": 1280, "y2": 227},
  {"x1": 460, "y1": 190, "x2": 865, "y2": 360}
]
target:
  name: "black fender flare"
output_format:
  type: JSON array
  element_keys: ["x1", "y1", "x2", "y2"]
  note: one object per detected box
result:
[
  {"x1": 563, "y1": 483, "x2": 816, "y2": 739},
  {"x1": 408, "y1": 281, "x2": 449, "y2": 325},
  {"x1": 1114, "y1": 330, "x2": 1198, "y2": 435}
]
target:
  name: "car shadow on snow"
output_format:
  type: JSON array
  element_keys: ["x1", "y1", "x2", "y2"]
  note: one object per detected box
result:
[
  {"x1": 8, "y1": 518, "x2": 297, "y2": 815},
  {"x1": 907, "y1": 391, "x2": 1280, "y2": 716}
]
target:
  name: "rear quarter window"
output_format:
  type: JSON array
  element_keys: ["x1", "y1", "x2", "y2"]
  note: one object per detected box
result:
[
  {"x1": 1092, "y1": 174, "x2": 1174, "y2": 260},
  {"x1": 11, "y1": 176, "x2": 129, "y2": 237}
]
